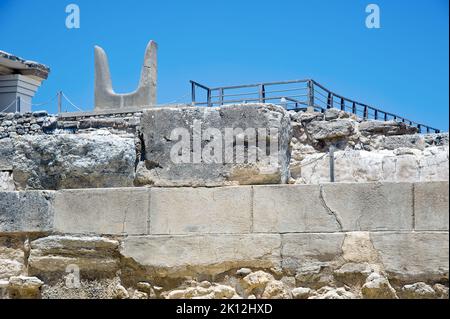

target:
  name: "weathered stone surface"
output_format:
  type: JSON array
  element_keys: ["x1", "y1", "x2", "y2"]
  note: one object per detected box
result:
[
  {"x1": 379, "y1": 135, "x2": 426, "y2": 150},
  {"x1": 54, "y1": 188, "x2": 150, "y2": 235},
  {"x1": 28, "y1": 236, "x2": 120, "y2": 275},
  {"x1": 370, "y1": 232, "x2": 449, "y2": 282},
  {"x1": 120, "y1": 234, "x2": 281, "y2": 277},
  {"x1": 361, "y1": 272, "x2": 398, "y2": 299},
  {"x1": 341, "y1": 232, "x2": 380, "y2": 263},
  {"x1": 414, "y1": 182, "x2": 449, "y2": 231},
  {"x1": 0, "y1": 238, "x2": 25, "y2": 280},
  {"x1": 8, "y1": 276, "x2": 43, "y2": 299},
  {"x1": 150, "y1": 187, "x2": 251, "y2": 235},
  {"x1": 12, "y1": 132, "x2": 135, "y2": 190},
  {"x1": 292, "y1": 287, "x2": 312, "y2": 299},
  {"x1": 305, "y1": 120, "x2": 355, "y2": 141},
  {"x1": 320, "y1": 183, "x2": 413, "y2": 231},
  {"x1": 333, "y1": 263, "x2": 375, "y2": 286},
  {"x1": 297, "y1": 147, "x2": 448, "y2": 184},
  {"x1": 0, "y1": 171, "x2": 14, "y2": 191},
  {"x1": 309, "y1": 286, "x2": 357, "y2": 299},
  {"x1": 138, "y1": 104, "x2": 291, "y2": 187},
  {"x1": 253, "y1": 185, "x2": 341, "y2": 233},
  {"x1": 262, "y1": 280, "x2": 291, "y2": 299},
  {"x1": 242, "y1": 271, "x2": 274, "y2": 295},
  {"x1": 359, "y1": 121, "x2": 418, "y2": 136},
  {"x1": 400, "y1": 282, "x2": 436, "y2": 299},
  {"x1": 0, "y1": 191, "x2": 54, "y2": 233},
  {"x1": 0, "y1": 138, "x2": 13, "y2": 170},
  {"x1": 281, "y1": 233, "x2": 345, "y2": 272}
]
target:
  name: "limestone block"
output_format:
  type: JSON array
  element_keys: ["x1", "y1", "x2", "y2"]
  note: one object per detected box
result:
[
  {"x1": 359, "y1": 121, "x2": 418, "y2": 136},
  {"x1": 0, "y1": 171, "x2": 14, "y2": 191},
  {"x1": 138, "y1": 104, "x2": 292, "y2": 187},
  {"x1": 54, "y1": 188, "x2": 150, "y2": 235},
  {"x1": 281, "y1": 233, "x2": 345, "y2": 271},
  {"x1": 320, "y1": 183, "x2": 413, "y2": 231},
  {"x1": 252, "y1": 185, "x2": 341, "y2": 233},
  {"x1": 12, "y1": 132, "x2": 135, "y2": 190},
  {"x1": 370, "y1": 232, "x2": 449, "y2": 282},
  {"x1": 150, "y1": 187, "x2": 251, "y2": 235},
  {"x1": 0, "y1": 191, "x2": 55, "y2": 233},
  {"x1": 305, "y1": 119, "x2": 355, "y2": 141},
  {"x1": 28, "y1": 235, "x2": 120, "y2": 275},
  {"x1": 419, "y1": 146, "x2": 449, "y2": 182},
  {"x1": 414, "y1": 182, "x2": 449, "y2": 231},
  {"x1": 120, "y1": 234, "x2": 282, "y2": 277},
  {"x1": 0, "y1": 238, "x2": 25, "y2": 280}
]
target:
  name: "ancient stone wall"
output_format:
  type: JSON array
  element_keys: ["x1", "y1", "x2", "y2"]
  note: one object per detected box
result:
[
  {"x1": 0, "y1": 182, "x2": 448, "y2": 299},
  {"x1": 1, "y1": 104, "x2": 448, "y2": 191}
]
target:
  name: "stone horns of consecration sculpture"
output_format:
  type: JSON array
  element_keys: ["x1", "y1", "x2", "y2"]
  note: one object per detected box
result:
[{"x1": 94, "y1": 40, "x2": 157, "y2": 111}]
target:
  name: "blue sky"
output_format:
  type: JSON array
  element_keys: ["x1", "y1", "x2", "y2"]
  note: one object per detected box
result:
[{"x1": 0, "y1": 0, "x2": 448, "y2": 130}]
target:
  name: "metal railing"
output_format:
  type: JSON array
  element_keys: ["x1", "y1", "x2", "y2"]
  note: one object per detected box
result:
[{"x1": 190, "y1": 79, "x2": 440, "y2": 134}]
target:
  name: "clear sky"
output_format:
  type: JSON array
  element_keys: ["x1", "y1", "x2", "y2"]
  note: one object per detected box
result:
[{"x1": 1, "y1": 0, "x2": 448, "y2": 131}]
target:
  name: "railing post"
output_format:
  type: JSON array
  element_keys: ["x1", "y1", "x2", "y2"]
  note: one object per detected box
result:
[
  {"x1": 352, "y1": 102, "x2": 356, "y2": 114},
  {"x1": 417, "y1": 124, "x2": 421, "y2": 133},
  {"x1": 307, "y1": 81, "x2": 314, "y2": 111},
  {"x1": 259, "y1": 84, "x2": 266, "y2": 103},
  {"x1": 327, "y1": 93, "x2": 332, "y2": 109},
  {"x1": 219, "y1": 88, "x2": 224, "y2": 106},
  {"x1": 385, "y1": 113, "x2": 388, "y2": 121},
  {"x1": 207, "y1": 89, "x2": 212, "y2": 107},
  {"x1": 340, "y1": 98, "x2": 345, "y2": 111},
  {"x1": 191, "y1": 81, "x2": 196, "y2": 106},
  {"x1": 374, "y1": 109, "x2": 378, "y2": 120},
  {"x1": 363, "y1": 105, "x2": 368, "y2": 119}
]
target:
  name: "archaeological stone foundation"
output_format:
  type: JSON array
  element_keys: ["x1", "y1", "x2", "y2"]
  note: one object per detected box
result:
[{"x1": 0, "y1": 103, "x2": 448, "y2": 299}]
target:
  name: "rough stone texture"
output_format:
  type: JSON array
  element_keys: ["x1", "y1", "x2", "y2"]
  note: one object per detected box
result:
[
  {"x1": 414, "y1": 181, "x2": 449, "y2": 231},
  {"x1": 28, "y1": 236, "x2": 120, "y2": 278},
  {"x1": 359, "y1": 121, "x2": 418, "y2": 136},
  {"x1": 54, "y1": 188, "x2": 150, "y2": 235},
  {"x1": 8, "y1": 276, "x2": 43, "y2": 299},
  {"x1": 361, "y1": 272, "x2": 398, "y2": 299},
  {"x1": 0, "y1": 191, "x2": 55, "y2": 233},
  {"x1": 138, "y1": 104, "x2": 292, "y2": 187},
  {"x1": 253, "y1": 185, "x2": 341, "y2": 233},
  {"x1": 400, "y1": 282, "x2": 436, "y2": 299},
  {"x1": 305, "y1": 119, "x2": 355, "y2": 141},
  {"x1": 297, "y1": 147, "x2": 449, "y2": 184},
  {"x1": 120, "y1": 234, "x2": 282, "y2": 277},
  {"x1": 12, "y1": 132, "x2": 135, "y2": 190},
  {"x1": 370, "y1": 232, "x2": 449, "y2": 282},
  {"x1": 150, "y1": 187, "x2": 251, "y2": 235},
  {"x1": 0, "y1": 172, "x2": 14, "y2": 191},
  {"x1": 281, "y1": 233, "x2": 345, "y2": 272},
  {"x1": 0, "y1": 138, "x2": 13, "y2": 170},
  {"x1": 320, "y1": 183, "x2": 413, "y2": 231},
  {"x1": 0, "y1": 237, "x2": 25, "y2": 280}
]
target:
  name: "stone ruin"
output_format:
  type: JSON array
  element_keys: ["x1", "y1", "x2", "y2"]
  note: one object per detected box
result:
[{"x1": 0, "y1": 41, "x2": 448, "y2": 299}]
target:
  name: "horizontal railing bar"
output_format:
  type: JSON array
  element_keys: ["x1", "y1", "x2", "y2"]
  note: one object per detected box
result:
[{"x1": 210, "y1": 79, "x2": 311, "y2": 91}]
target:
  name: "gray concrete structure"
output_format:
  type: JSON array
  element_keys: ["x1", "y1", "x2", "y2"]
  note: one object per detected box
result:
[
  {"x1": 94, "y1": 41, "x2": 157, "y2": 111},
  {"x1": 0, "y1": 51, "x2": 50, "y2": 113}
]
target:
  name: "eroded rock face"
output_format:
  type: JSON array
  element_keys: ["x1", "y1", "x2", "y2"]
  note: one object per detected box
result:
[
  {"x1": 12, "y1": 132, "x2": 136, "y2": 190},
  {"x1": 137, "y1": 104, "x2": 292, "y2": 187}
]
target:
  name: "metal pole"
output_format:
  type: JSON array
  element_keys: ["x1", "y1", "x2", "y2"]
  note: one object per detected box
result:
[
  {"x1": 58, "y1": 91, "x2": 62, "y2": 114},
  {"x1": 191, "y1": 82, "x2": 196, "y2": 106},
  {"x1": 329, "y1": 145, "x2": 335, "y2": 183}
]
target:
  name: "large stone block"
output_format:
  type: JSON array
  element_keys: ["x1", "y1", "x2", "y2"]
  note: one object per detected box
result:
[
  {"x1": 137, "y1": 104, "x2": 292, "y2": 187},
  {"x1": 12, "y1": 132, "x2": 136, "y2": 190},
  {"x1": 0, "y1": 191, "x2": 55, "y2": 233},
  {"x1": 281, "y1": 233, "x2": 345, "y2": 271},
  {"x1": 320, "y1": 183, "x2": 413, "y2": 231},
  {"x1": 150, "y1": 187, "x2": 251, "y2": 235},
  {"x1": 28, "y1": 235, "x2": 120, "y2": 276},
  {"x1": 54, "y1": 188, "x2": 150, "y2": 235},
  {"x1": 414, "y1": 182, "x2": 449, "y2": 231},
  {"x1": 253, "y1": 185, "x2": 341, "y2": 233},
  {"x1": 120, "y1": 234, "x2": 282, "y2": 277},
  {"x1": 370, "y1": 232, "x2": 449, "y2": 282}
]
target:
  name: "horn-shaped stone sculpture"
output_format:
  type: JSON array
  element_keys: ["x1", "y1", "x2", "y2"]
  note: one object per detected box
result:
[{"x1": 94, "y1": 41, "x2": 157, "y2": 111}]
